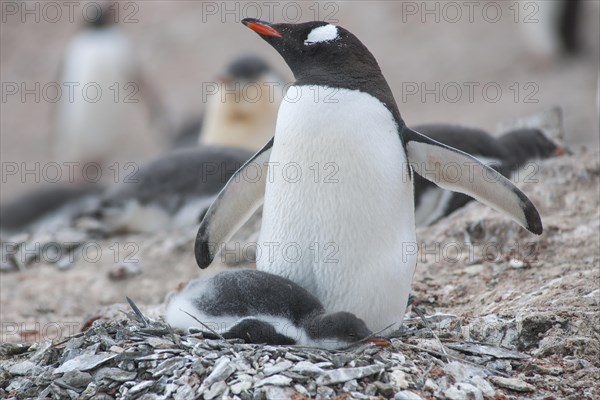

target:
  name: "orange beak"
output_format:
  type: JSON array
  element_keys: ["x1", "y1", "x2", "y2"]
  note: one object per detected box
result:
[
  {"x1": 242, "y1": 18, "x2": 282, "y2": 38},
  {"x1": 554, "y1": 147, "x2": 567, "y2": 156}
]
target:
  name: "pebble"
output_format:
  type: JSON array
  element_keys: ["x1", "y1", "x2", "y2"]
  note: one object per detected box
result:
[
  {"x1": 284, "y1": 352, "x2": 304, "y2": 362},
  {"x1": 230, "y1": 379, "x2": 252, "y2": 395},
  {"x1": 54, "y1": 352, "x2": 117, "y2": 374},
  {"x1": 263, "y1": 360, "x2": 293, "y2": 376},
  {"x1": 290, "y1": 360, "x2": 325, "y2": 376},
  {"x1": 316, "y1": 385, "x2": 336, "y2": 399},
  {"x1": 395, "y1": 390, "x2": 424, "y2": 400},
  {"x1": 364, "y1": 383, "x2": 378, "y2": 396},
  {"x1": 509, "y1": 258, "x2": 526, "y2": 269},
  {"x1": 294, "y1": 383, "x2": 310, "y2": 396},
  {"x1": 489, "y1": 376, "x2": 536, "y2": 392},
  {"x1": 389, "y1": 369, "x2": 410, "y2": 389},
  {"x1": 79, "y1": 382, "x2": 98, "y2": 399},
  {"x1": 128, "y1": 380, "x2": 155, "y2": 395},
  {"x1": 256, "y1": 374, "x2": 293, "y2": 387},
  {"x1": 374, "y1": 381, "x2": 395, "y2": 397},
  {"x1": 94, "y1": 367, "x2": 137, "y2": 382},
  {"x1": 468, "y1": 375, "x2": 495, "y2": 398},
  {"x1": 423, "y1": 378, "x2": 439, "y2": 392},
  {"x1": 447, "y1": 342, "x2": 529, "y2": 359},
  {"x1": 174, "y1": 384, "x2": 195, "y2": 400},
  {"x1": 204, "y1": 381, "x2": 228, "y2": 399},
  {"x1": 108, "y1": 262, "x2": 143, "y2": 280},
  {"x1": 203, "y1": 356, "x2": 235, "y2": 387},
  {"x1": 60, "y1": 371, "x2": 93, "y2": 388},
  {"x1": 316, "y1": 365, "x2": 383, "y2": 385},
  {"x1": 0, "y1": 343, "x2": 31, "y2": 356},
  {"x1": 445, "y1": 382, "x2": 483, "y2": 400},
  {"x1": 8, "y1": 360, "x2": 43, "y2": 376},
  {"x1": 264, "y1": 386, "x2": 297, "y2": 399},
  {"x1": 342, "y1": 379, "x2": 360, "y2": 392}
]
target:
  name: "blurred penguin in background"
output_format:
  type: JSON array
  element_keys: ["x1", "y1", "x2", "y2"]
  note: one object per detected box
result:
[
  {"x1": 91, "y1": 57, "x2": 287, "y2": 235},
  {"x1": 413, "y1": 108, "x2": 568, "y2": 226},
  {"x1": 175, "y1": 56, "x2": 285, "y2": 151},
  {"x1": 2, "y1": 2, "x2": 169, "y2": 235},
  {"x1": 0, "y1": 183, "x2": 103, "y2": 235},
  {"x1": 520, "y1": 0, "x2": 583, "y2": 62},
  {"x1": 90, "y1": 146, "x2": 253, "y2": 234},
  {"x1": 53, "y1": 1, "x2": 164, "y2": 175}
]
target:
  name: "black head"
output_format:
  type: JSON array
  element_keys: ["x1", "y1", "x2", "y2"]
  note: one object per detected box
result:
[
  {"x1": 241, "y1": 19, "x2": 382, "y2": 86},
  {"x1": 306, "y1": 312, "x2": 372, "y2": 348},
  {"x1": 86, "y1": 2, "x2": 117, "y2": 28},
  {"x1": 240, "y1": 18, "x2": 404, "y2": 126},
  {"x1": 226, "y1": 56, "x2": 272, "y2": 81},
  {"x1": 499, "y1": 128, "x2": 568, "y2": 163}
]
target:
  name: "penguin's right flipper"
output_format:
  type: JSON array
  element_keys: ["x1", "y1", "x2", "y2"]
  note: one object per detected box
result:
[
  {"x1": 195, "y1": 138, "x2": 273, "y2": 269},
  {"x1": 403, "y1": 127, "x2": 543, "y2": 235}
]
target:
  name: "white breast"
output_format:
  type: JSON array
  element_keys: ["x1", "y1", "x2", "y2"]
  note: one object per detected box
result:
[{"x1": 258, "y1": 86, "x2": 417, "y2": 332}]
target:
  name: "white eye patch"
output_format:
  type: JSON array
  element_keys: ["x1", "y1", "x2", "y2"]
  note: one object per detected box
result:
[{"x1": 304, "y1": 24, "x2": 338, "y2": 45}]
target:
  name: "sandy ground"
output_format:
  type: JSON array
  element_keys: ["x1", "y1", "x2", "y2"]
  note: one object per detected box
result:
[{"x1": 1, "y1": 1, "x2": 599, "y2": 202}]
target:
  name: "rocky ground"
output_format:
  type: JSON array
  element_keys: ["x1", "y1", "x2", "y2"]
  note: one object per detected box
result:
[{"x1": 1, "y1": 147, "x2": 598, "y2": 399}]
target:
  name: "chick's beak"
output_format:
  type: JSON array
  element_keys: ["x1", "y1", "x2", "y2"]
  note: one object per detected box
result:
[
  {"x1": 242, "y1": 18, "x2": 282, "y2": 38},
  {"x1": 368, "y1": 337, "x2": 392, "y2": 347},
  {"x1": 555, "y1": 146, "x2": 573, "y2": 156}
]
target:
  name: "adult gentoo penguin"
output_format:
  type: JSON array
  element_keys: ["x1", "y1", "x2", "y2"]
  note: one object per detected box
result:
[
  {"x1": 166, "y1": 269, "x2": 372, "y2": 349},
  {"x1": 195, "y1": 20, "x2": 543, "y2": 332},
  {"x1": 54, "y1": 3, "x2": 162, "y2": 172},
  {"x1": 413, "y1": 124, "x2": 567, "y2": 226}
]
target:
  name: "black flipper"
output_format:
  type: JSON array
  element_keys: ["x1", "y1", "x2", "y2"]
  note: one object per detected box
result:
[
  {"x1": 402, "y1": 127, "x2": 542, "y2": 235},
  {"x1": 195, "y1": 138, "x2": 274, "y2": 268}
]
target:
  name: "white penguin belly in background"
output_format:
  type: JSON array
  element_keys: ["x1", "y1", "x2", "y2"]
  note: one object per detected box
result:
[
  {"x1": 55, "y1": 29, "x2": 134, "y2": 165},
  {"x1": 258, "y1": 87, "x2": 416, "y2": 332}
]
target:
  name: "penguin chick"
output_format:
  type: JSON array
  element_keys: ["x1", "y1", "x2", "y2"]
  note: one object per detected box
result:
[
  {"x1": 95, "y1": 146, "x2": 252, "y2": 233},
  {"x1": 165, "y1": 269, "x2": 372, "y2": 350}
]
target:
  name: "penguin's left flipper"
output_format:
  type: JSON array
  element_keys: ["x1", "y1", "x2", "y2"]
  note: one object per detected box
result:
[
  {"x1": 195, "y1": 138, "x2": 274, "y2": 269},
  {"x1": 403, "y1": 127, "x2": 542, "y2": 235}
]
